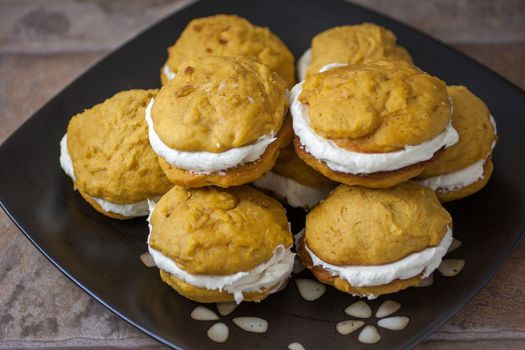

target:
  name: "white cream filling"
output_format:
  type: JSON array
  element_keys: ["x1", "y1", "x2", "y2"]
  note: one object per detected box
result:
[
  {"x1": 297, "y1": 48, "x2": 311, "y2": 82},
  {"x1": 318, "y1": 62, "x2": 349, "y2": 73},
  {"x1": 149, "y1": 244, "x2": 294, "y2": 304},
  {"x1": 297, "y1": 48, "x2": 347, "y2": 81},
  {"x1": 147, "y1": 201, "x2": 295, "y2": 304},
  {"x1": 419, "y1": 115, "x2": 497, "y2": 193},
  {"x1": 162, "y1": 64, "x2": 176, "y2": 81},
  {"x1": 489, "y1": 114, "x2": 497, "y2": 135},
  {"x1": 302, "y1": 226, "x2": 453, "y2": 288},
  {"x1": 419, "y1": 158, "x2": 487, "y2": 192},
  {"x1": 145, "y1": 99, "x2": 277, "y2": 174},
  {"x1": 59, "y1": 133, "x2": 156, "y2": 218},
  {"x1": 253, "y1": 171, "x2": 331, "y2": 208},
  {"x1": 290, "y1": 81, "x2": 459, "y2": 174},
  {"x1": 91, "y1": 196, "x2": 159, "y2": 217},
  {"x1": 60, "y1": 134, "x2": 76, "y2": 181}
]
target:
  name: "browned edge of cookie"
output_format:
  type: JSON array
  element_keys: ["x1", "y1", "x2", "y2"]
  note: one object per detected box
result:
[
  {"x1": 78, "y1": 190, "x2": 131, "y2": 220},
  {"x1": 297, "y1": 236, "x2": 422, "y2": 298},
  {"x1": 294, "y1": 136, "x2": 445, "y2": 188},
  {"x1": 436, "y1": 156, "x2": 494, "y2": 203},
  {"x1": 159, "y1": 116, "x2": 293, "y2": 188},
  {"x1": 159, "y1": 269, "x2": 287, "y2": 303}
]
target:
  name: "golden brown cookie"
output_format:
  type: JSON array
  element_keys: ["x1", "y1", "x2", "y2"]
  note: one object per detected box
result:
[
  {"x1": 148, "y1": 186, "x2": 294, "y2": 303},
  {"x1": 299, "y1": 182, "x2": 452, "y2": 298},
  {"x1": 300, "y1": 60, "x2": 450, "y2": 152},
  {"x1": 154, "y1": 56, "x2": 287, "y2": 152},
  {"x1": 291, "y1": 59, "x2": 457, "y2": 188},
  {"x1": 149, "y1": 56, "x2": 291, "y2": 187},
  {"x1": 418, "y1": 85, "x2": 497, "y2": 202},
  {"x1": 62, "y1": 89, "x2": 173, "y2": 218},
  {"x1": 301, "y1": 23, "x2": 412, "y2": 79},
  {"x1": 161, "y1": 14, "x2": 295, "y2": 88}
]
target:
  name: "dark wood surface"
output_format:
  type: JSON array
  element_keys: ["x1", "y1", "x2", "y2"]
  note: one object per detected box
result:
[{"x1": 1, "y1": 1, "x2": 524, "y2": 348}]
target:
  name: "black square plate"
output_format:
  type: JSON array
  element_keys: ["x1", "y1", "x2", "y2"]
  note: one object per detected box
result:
[{"x1": 1, "y1": 0, "x2": 525, "y2": 348}]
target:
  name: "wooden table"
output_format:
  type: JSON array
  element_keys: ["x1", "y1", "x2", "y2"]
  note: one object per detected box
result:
[{"x1": 1, "y1": 1, "x2": 524, "y2": 348}]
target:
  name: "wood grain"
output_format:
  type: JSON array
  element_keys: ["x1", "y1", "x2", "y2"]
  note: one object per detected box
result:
[
  {"x1": 350, "y1": 0, "x2": 525, "y2": 44},
  {"x1": 0, "y1": 0, "x2": 196, "y2": 54},
  {"x1": 0, "y1": 1, "x2": 524, "y2": 349}
]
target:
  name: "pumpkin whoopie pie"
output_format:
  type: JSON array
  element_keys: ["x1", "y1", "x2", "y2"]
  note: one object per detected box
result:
[
  {"x1": 297, "y1": 182, "x2": 453, "y2": 299},
  {"x1": 161, "y1": 14, "x2": 295, "y2": 88},
  {"x1": 418, "y1": 85, "x2": 497, "y2": 202},
  {"x1": 289, "y1": 59, "x2": 459, "y2": 188},
  {"x1": 147, "y1": 56, "x2": 292, "y2": 188},
  {"x1": 147, "y1": 185, "x2": 294, "y2": 303},
  {"x1": 253, "y1": 144, "x2": 336, "y2": 209},
  {"x1": 59, "y1": 90, "x2": 173, "y2": 219},
  {"x1": 297, "y1": 23, "x2": 412, "y2": 81}
]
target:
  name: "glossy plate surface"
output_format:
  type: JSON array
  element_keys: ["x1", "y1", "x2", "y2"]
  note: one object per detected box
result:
[{"x1": 1, "y1": 0, "x2": 525, "y2": 348}]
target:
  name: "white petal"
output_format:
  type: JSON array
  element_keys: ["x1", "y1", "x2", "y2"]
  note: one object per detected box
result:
[
  {"x1": 293, "y1": 256, "x2": 306, "y2": 274},
  {"x1": 336, "y1": 320, "x2": 365, "y2": 335},
  {"x1": 216, "y1": 302, "x2": 238, "y2": 316},
  {"x1": 139, "y1": 252, "x2": 155, "y2": 268},
  {"x1": 232, "y1": 317, "x2": 268, "y2": 333},
  {"x1": 375, "y1": 300, "x2": 401, "y2": 318},
  {"x1": 438, "y1": 259, "x2": 465, "y2": 277},
  {"x1": 417, "y1": 274, "x2": 434, "y2": 287},
  {"x1": 378, "y1": 316, "x2": 410, "y2": 330},
  {"x1": 207, "y1": 323, "x2": 229, "y2": 343},
  {"x1": 447, "y1": 238, "x2": 462, "y2": 253},
  {"x1": 288, "y1": 342, "x2": 306, "y2": 350},
  {"x1": 344, "y1": 301, "x2": 372, "y2": 318},
  {"x1": 190, "y1": 306, "x2": 219, "y2": 321},
  {"x1": 358, "y1": 325, "x2": 381, "y2": 344},
  {"x1": 295, "y1": 279, "x2": 326, "y2": 301}
]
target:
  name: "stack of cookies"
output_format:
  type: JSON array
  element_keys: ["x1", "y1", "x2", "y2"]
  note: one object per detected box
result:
[
  {"x1": 60, "y1": 15, "x2": 297, "y2": 304},
  {"x1": 59, "y1": 15, "x2": 497, "y2": 302},
  {"x1": 292, "y1": 23, "x2": 497, "y2": 298}
]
